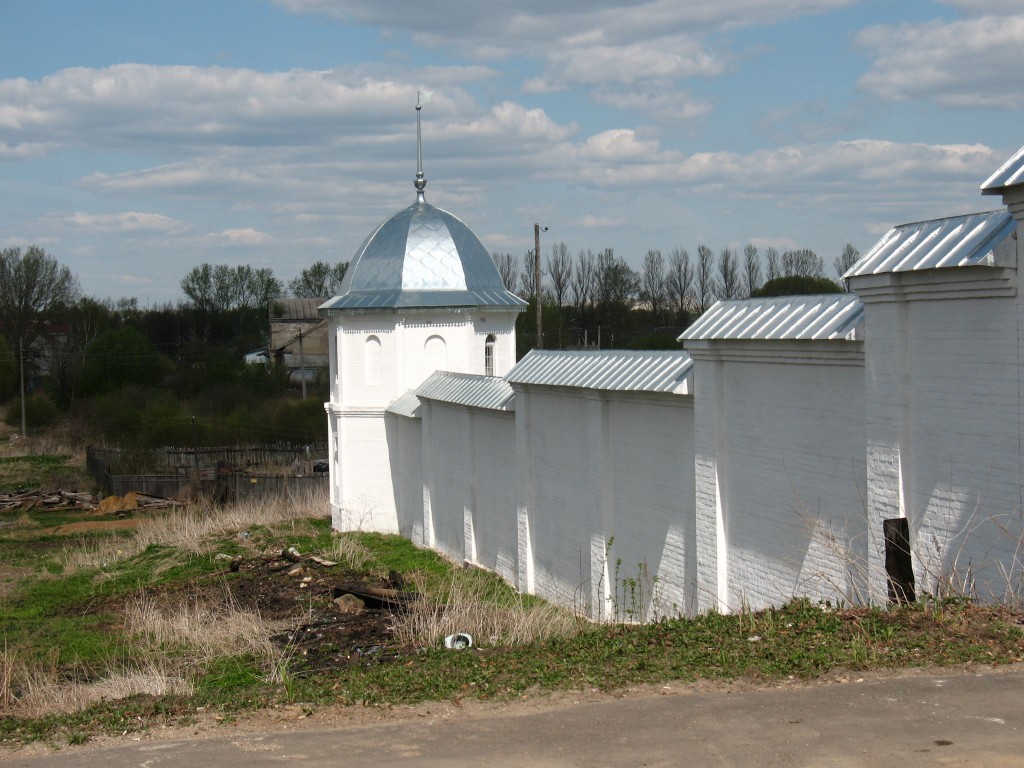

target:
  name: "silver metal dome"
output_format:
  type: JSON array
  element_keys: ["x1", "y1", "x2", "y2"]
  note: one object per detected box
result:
[{"x1": 319, "y1": 200, "x2": 526, "y2": 314}]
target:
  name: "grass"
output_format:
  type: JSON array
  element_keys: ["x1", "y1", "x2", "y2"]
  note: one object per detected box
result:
[{"x1": 0, "y1": 471, "x2": 1023, "y2": 748}]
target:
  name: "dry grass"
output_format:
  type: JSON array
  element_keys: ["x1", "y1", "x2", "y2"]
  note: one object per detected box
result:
[
  {"x1": 391, "y1": 570, "x2": 582, "y2": 648},
  {"x1": 321, "y1": 533, "x2": 386, "y2": 578},
  {"x1": 133, "y1": 486, "x2": 328, "y2": 553},
  {"x1": 59, "y1": 486, "x2": 330, "y2": 574},
  {"x1": 124, "y1": 589, "x2": 288, "y2": 667},
  {"x1": 10, "y1": 656, "x2": 193, "y2": 718}
]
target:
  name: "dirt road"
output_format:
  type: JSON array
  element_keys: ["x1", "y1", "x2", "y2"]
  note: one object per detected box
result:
[{"x1": 5, "y1": 665, "x2": 1024, "y2": 767}]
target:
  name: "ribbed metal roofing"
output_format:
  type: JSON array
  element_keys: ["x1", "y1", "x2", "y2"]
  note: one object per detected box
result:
[
  {"x1": 506, "y1": 349, "x2": 692, "y2": 395},
  {"x1": 981, "y1": 144, "x2": 1024, "y2": 195},
  {"x1": 387, "y1": 390, "x2": 422, "y2": 419},
  {"x1": 680, "y1": 294, "x2": 863, "y2": 342},
  {"x1": 319, "y1": 201, "x2": 526, "y2": 314},
  {"x1": 415, "y1": 370, "x2": 516, "y2": 411},
  {"x1": 843, "y1": 210, "x2": 1014, "y2": 278}
]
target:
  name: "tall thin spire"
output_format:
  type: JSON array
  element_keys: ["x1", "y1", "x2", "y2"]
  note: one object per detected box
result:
[{"x1": 415, "y1": 91, "x2": 432, "y2": 203}]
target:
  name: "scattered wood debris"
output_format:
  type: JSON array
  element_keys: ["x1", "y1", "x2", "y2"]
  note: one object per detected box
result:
[{"x1": 0, "y1": 489, "x2": 176, "y2": 514}]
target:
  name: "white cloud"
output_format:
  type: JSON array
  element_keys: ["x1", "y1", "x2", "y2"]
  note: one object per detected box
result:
[
  {"x1": 203, "y1": 228, "x2": 274, "y2": 246},
  {"x1": 571, "y1": 137, "x2": 1001, "y2": 196},
  {"x1": 64, "y1": 211, "x2": 188, "y2": 233},
  {"x1": 937, "y1": 0, "x2": 1024, "y2": 13},
  {"x1": 579, "y1": 214, "x2": 627, "y2": 228},
  {"x1": 856, "y1": 14, "x2": 1024, "y2": 108},
  {"x1": 274, "y1": 0, "x2": 856, "y2": 45},
  {"x1": 593, "y1": 89, "x2": 712, "y2": 123},
  {"x1": 272, "y1": 0, "x2": 853, "y2": 121}
]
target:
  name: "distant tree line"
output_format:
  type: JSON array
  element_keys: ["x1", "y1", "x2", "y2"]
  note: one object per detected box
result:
[
  {"x1": 0, "y1": 248, "x2": 352, "y2": 448},
  {"x1": 493, "y1": 240, "x2": 860, "y2": 354}
]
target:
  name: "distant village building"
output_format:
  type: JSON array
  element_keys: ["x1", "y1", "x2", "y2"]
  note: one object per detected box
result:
[
  {"x1": 322, "y1": 122, "x2": 1024, "y2": 619},
  {"x1": 269, "y1": 298, "x2": 330, "y2": 382}
]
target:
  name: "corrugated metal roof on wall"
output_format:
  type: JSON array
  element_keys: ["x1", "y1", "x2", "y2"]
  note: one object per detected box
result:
[
  {"x1": 415, "y1": 370, "x2": 516, "y2": 411},
  {"x1": 982, "y1": 144, "x2": 1024, "y2": 195},
  {"x1": 387, "y1": 391, "x2": 422, "y2": 419},
  {"x1": 680, "y1": 294, "x2": 864, "y2": 342},
  {"x1": 506, "y1": 349, "x2": 692, "y2": 395},
  {"x1": 274, "y1": 298, "x2": 327, "y2": 321},
  {"x1": 843, "y1": 210, "x2": 1014, "y2": 278}
]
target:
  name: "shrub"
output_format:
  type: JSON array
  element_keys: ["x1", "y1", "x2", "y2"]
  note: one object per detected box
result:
[
  {"x1": 3, "y1": 394, "x2": 61, "y2": 431},
  {"x1": 750, "y1": 276, "x2": 843, "y2": 297},
  {"x1": 77, "y1": 327, "x2": 168, "y2": 397}
]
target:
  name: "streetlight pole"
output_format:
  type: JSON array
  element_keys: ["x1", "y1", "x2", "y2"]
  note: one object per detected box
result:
[{"x1": 534, "y1": 223, "x2": 547, "y2": 349}]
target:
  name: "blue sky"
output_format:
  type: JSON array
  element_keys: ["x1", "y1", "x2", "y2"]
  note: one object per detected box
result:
[{"x1": 1, "y1": 0, "x2": 1022, "y2": 303}]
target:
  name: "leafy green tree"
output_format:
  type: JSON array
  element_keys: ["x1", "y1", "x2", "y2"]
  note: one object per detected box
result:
[
  {"x1": 77, "y1": 326, "x2": 168, "y2": 397},
  {"x1": 0, "y1": 246, "x2": 81, "y2": 432},
  {"x1": 750, "y1": 275, "x2": 843, "y2": 297}
]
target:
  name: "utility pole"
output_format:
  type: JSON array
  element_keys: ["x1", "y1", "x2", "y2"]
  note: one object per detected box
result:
[
  {"x1": 534, "y1": 223, "x2": 547, "y2": 349},
  {"x1": 298, "y1": 327, "x2": 307, "y2": 400},
  {"x1": 19, "y1": 337, "x2": 26, "y2": 437}
]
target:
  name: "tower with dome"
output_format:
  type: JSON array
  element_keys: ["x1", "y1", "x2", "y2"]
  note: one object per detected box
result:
[{"x1": 319, "y1": 96, "x2": 526, "y2": 532}]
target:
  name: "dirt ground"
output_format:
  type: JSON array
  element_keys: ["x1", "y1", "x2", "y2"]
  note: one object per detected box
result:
[{"x1": 148, "y1": 545, "x2": 408, "y2": 671}]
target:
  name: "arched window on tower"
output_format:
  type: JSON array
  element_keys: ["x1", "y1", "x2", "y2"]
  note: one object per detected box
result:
[
  {"x1": 424, "y1": 334, "x2": 447, "y2": 375},
  {"x1": 365, "y1": 335, "x2": 381, "y2": 386},
  {"x1": 484, "y1": 334, "x2": 496, "y2": 377}
]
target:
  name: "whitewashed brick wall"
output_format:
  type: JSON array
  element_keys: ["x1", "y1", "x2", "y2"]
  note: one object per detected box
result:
[{"x1": 688, "y1": 341, "x2": 867, "y2": 612}]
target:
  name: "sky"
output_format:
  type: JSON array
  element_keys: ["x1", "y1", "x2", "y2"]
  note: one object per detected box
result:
[{"x1": 1, "y1": 0, "x2": 1022, "y2": 305}]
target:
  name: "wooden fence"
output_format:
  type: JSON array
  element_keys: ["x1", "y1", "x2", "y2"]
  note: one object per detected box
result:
[{"x1": 86, "y1": 445, "x2": 328, "y2": 501}]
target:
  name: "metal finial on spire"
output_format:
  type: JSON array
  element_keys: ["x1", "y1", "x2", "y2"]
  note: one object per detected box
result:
[{"x1": 415, "y1": 91, "x2": 432, "y2": 203}]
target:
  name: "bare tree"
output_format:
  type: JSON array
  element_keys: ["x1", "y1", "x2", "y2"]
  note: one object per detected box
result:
[
  {"x1": 717, "y1": 247, "x2": 741, "y2": 300},
  {"x1": 519, "y1": 251, "x2": 537, "y2": 298},
  {"x1": 666, "y1": 247, "x2": 694, "y2": 322},
  {"x1": 492, "y1": 251, "x2": 518, "y2": 293},
  {"x1": 571, "y1": 249, "x2": 596, "y2": 310},
  {"x1": 743, "y1": 244, "x2": 763, "y2": 297},
  {"x1": 290, "y1": 260, "x2": 350, "y2": 298},
  {"x1": 695, "y1": 244, "x2": 717, "y2": 314},
  {"x1": 546, "y1": 241, "x2": 573, "y2": 310},
  {"x1": 782, "y1": 249, "x2": 825, "y2": 278},
  {"x1": 641, "y1": 249, "x2": 666, "y2": 320},
  {"x1": 765, "y1": 247, "x2": 781, "y2": 282},
  {"x1": 834, "y1": 243, "x2": 860, "y2": 289}
]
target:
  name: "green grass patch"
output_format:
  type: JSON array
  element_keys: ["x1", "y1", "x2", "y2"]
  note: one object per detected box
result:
[{"x1": 0, "y1": 454, "x2": 89, "y2": 493}]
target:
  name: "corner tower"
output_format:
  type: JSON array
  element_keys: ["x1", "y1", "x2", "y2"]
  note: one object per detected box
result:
[{"x1": 320, "y1": 95, "x2": 526, "y2": 532}]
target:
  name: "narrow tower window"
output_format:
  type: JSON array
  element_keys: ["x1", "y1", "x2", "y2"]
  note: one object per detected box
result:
[{"x1": 484, "y1": 334, "x2": 496, "y2": 377}]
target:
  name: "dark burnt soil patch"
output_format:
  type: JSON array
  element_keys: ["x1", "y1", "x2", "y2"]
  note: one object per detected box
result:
[{"x1": 127, "y1": 548, "x2": 415, "y2": 674}]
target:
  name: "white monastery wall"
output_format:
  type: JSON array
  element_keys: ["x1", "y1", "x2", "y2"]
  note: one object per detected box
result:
[
  {"x1": 515, "y1": 387, "x2": 598, "y2": 615},
  {"x1": 688, "y1": 342, "x2": 866, "y2": 612},
  {"x1": 328, "y1": 160, "x2": 1024, "y2": 617},
  {"x1": 468, "y1": 410, "x2": 519, "y2": 584},
  {"x1": 388, "y1": 412, "x2": 423, "y2": 545},
  {"x1": 855, "y1": 256, "x2": 1024, "y2": 602},
  {"x1": 511, "y1": 384, "x2": 695, "y2": 619}
]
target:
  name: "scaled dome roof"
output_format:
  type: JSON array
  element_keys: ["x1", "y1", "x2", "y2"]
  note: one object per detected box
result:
[{"x1": 319, "y1": 199, "x2": 526, "y2": 314}]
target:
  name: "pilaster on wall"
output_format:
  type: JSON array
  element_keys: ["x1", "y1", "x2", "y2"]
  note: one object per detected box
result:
[
  {"x1": 420, "y1": 401, "x2": 435, "y2": 548},
  {"x1": 515, "y1": 387, "x2": 534, "y2": 594},
  {"x1": 860, "y1": 298, "x2": 908, "y2": 604},
  {"x1": 586, "y1": 393, "x2": 612, "y2": 620},
  {"x1": 689, "y1": 345, "x2": 727, "y2": 613}
]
